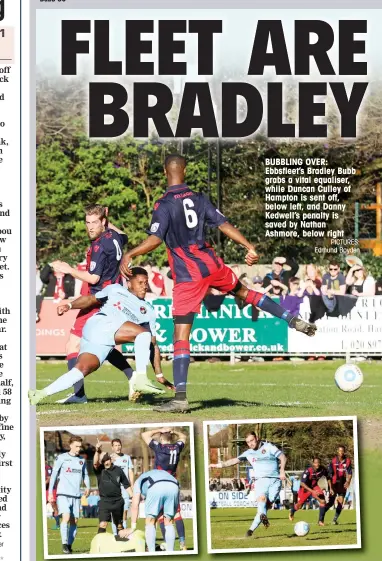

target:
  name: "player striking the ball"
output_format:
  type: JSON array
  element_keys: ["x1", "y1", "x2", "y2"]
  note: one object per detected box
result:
[
  {"x1": 120, "y1": 154, "x2": 317, "y2": 413},
  {"x1": 209, "y1": 431, "x2": 287, "y2": 538},
  {"x1": 142, "y1": 427, "x2": 188, "y2": 550},
  {"x1": 320, "y1": 445, "x2": 352, "y2": 525},
  {"x1": 29, "y1": 268, "x2": 168, "y2": 405},
  {"x1": 289, "y1": 457, "x2": 332, "y2": 525}
]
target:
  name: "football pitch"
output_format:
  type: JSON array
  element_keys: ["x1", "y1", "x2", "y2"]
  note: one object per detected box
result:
[
  {"x1": 35, "y1": 360, "x2": 382, "y2": 426},
  {"x1": 209, "y1": 507, "x2": 357, "y2": 550},
  {"x1": 45, "y1": 517, "x2": 195, "y2": 555}
]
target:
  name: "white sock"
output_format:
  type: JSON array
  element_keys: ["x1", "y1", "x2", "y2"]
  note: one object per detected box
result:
[
  {"x1": 111, "y1": 521, "x2": 117, "y2": 536},
  {"x1": 165, "y1": 524, "x2": 176, "y2": 551},
  {"x1": 44, "y1": 368, "x2": 84, "y2": 397},
  {"x1": 145, "y1": 524, "x2": 156, "y2": 552},
  {"x1": 123, "y1": 520, "x2": 127, "y2": 529},
  {"x1": 134, "y1": 332, "x2": 151, "y2": 374},
  {"x1": 60, "y1": 521, "x2": 68, "y2": 545}
]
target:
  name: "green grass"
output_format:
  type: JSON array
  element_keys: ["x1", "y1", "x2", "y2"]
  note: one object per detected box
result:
[
  {"x1": 35, "y1": 360, "x2": 382, "y2": 426},
  {"x1": 210, "y1": 507, "x2": 357, "y2": 550},
  {"x1": 35, "y1": 361, "x2": 382, "y2": 560},
  {"x1": 45, "y1": 517, "x2": 194, "y2": 555}
]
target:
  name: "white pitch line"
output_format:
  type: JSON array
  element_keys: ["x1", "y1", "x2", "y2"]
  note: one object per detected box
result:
[
  {"x1": 37, "y1": 407, "x2": 150, "y2": 416},
  {"x1": 37, "y1": 379, "x2": 379, "y2": 389}
]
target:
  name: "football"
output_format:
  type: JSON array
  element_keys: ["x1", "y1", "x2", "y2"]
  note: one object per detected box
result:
[
  {"x1": 335, "y1": 363, "x2": 364, "y2": 392},
  {"x1": 294, "y1": 521, "x2": 310, "y2": 537}
]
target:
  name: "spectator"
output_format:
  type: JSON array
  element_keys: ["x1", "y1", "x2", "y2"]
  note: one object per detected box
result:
[
  {"x1": 321, "y1": 261, "x2": 346, "y2": 312},
  {"x1": 145, "y1": 264, "x2": 166, "y2": 296},
  {"x1": 304, "y1": 264, "x2": 322, "y2": 290},
  {"x1": 289, "y1": 475, "x2": 301, "y2": 506},
  {"x1": 346, "y1": 265, "x2": 376, "y2": 296},
  {"x1": 300, "y1": 277, "x2": 321, "y2": 297},
  {"x1": 376, "y1": 278, "x2": 382, "y2": 296},
  {"x1": 74, "y1": 255, "x2": 88, "y2": 297},
  {"x1": 280, "y1": 277, "x2": 305, "y2": 317},
  {"x1": 264, "y1": 278, "x2": 288, "y2": 297},
  {"x1": 36, "y1": 263, "x2": 44, "y2": 322},
  {"x1": 81, "y1": 492, "x2": 89, "y2": 518},
  {"x1": 262, "y1": 256, "x2": 299, "y2": 289},
  {"x1": 40, "y1": 263, "x2": 75, "y2": 302},
  {"x1": 321, "y1": 261, "x2": 346, "y2": 297},
  {"x1": 252, "y1": 275, "x2": 265, "y2": 293}
]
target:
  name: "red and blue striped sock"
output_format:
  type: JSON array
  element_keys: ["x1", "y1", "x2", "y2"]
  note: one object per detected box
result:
[
  {"x1": 173, "y1": 340, "x2": 190, "y2": 401},
  {"x1": 245, "y1": 290, "x2": 294, "y2": 324}
]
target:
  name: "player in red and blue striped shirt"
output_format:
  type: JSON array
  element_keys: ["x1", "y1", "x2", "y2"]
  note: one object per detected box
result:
[{"x1": 121, "y1": 155, "x2": 317, "y2": 413}]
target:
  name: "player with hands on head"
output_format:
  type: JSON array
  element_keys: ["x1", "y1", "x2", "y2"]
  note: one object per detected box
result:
[
  {"x1": 120, "y1": 154, "x2": 317, "y2": 413},
  {"x1": 209, "y1": 431, "x2": 286, "y2": 538},
  {"x1": 141, "y1": 426, "x2": 188, "y2": 550}
]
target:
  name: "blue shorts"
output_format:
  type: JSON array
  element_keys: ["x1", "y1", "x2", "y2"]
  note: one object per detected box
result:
[
  {"x1": 254, "y1": 478, "x2": 281, "y2": 503},
  {"x1": 57, "y1": 496, "x2": 80, "y2": 518},
  {"x1": 79, "y1": 314, "x2": 124, "y2": 365},
  {"x1": 144, "y1": 482, "x2": 180, "y2": 520}
]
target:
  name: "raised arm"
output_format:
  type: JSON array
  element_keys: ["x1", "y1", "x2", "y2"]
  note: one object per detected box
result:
[
  {"x1": 57, "y1": 294, "x2": 99, "y2": 316},
  {"x1": 141, "y1": 428, "x2": 159, "y2": 446},
  {"x1": 120, "y1": 236, "x2": 163, "y2": 278},
  {"x1": 51, "y1": 260, "x2": 101, "y2": 285},
  {"x1": 218, "y1": 223, "x2": 258, "y2": 266},
  {"x1": 171, "y1": 428, "x2": 187, "y2": 444},
  {"x1": 93, "y1": 439, "x2": 105, "y2": 469},
  {"x1": 209, "y1": 458, "x2": 241, "y2": 469}
]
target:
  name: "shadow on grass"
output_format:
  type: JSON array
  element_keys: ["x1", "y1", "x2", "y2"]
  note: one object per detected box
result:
[{"x1": 190, "y1": 398, "x2": 311, "y2": 411}]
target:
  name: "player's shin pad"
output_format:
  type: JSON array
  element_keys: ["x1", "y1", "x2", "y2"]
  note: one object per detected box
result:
[{"x1": 130, "y1": 372, "x2": 165, "y2": 395}]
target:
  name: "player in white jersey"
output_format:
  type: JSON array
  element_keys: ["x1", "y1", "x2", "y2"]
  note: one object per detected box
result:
[
  {"x1": 29, "y1": 268, "x2": 170, "y2": 405},
  {"x1": 210, "y1": 431, "x2": 287, "y2": 538},
  {"x1": 48, "y1": 435, "x2": 90, "y2": 554}
]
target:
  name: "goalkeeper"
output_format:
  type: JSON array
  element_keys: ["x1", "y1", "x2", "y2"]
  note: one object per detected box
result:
[{"x1": 89, "y1": 529, "x2": 146, "y2": 554}]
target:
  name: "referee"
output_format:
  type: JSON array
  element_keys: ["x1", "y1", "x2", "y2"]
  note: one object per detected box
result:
[{"x1": 93, "y1": 443, "x2": 132, "y2": 535}]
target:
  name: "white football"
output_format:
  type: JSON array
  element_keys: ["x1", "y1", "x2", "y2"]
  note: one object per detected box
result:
[
  {"x1": 335, "y1": 363, "x2": 363, "y2": 392},
  {"x1": 294, "y1": 521, "x2": 310, "y2": 537}
]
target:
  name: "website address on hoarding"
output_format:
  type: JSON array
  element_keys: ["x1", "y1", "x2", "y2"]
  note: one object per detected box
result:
[{"x1": 124, "y1": 343, "x2": 285, "y2": 353}]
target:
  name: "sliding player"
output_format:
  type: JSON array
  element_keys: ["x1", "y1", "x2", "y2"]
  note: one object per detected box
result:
[
  {"x1": 131, "y1": 469, "x2": 180, "y2": 552},
  {"x1": 142, "y1": 427, "x2": 188, "y2": 550},
  {"x1": 120, "y1": 154, "x2": 317, "y2": 413},
  {"x1": 29, "y1": 268, "x2": 166, "y2": 405},
  {"x1": 289, "y1": 457, "x2": 332, "y2": 524},
  {"x1": 52, "y1": 204, "x2": 135, "y2": 404},
  {"x1": 47, "y1": 436, "x2": 90, "y2": 554},
  {"x1": 209, "y1": 431, "x2": 287, "y2": 537},
  {"x1": 320, "y1": 445, "x2": 352, "y2": 525}
]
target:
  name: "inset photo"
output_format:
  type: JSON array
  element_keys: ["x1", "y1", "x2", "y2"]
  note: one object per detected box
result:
[
  {"x1": 204, "y1": 416, "x2": 360, "y2": 553},
  {"x1": 40, "y1": 423, "x2": 197, "y2": 558}
]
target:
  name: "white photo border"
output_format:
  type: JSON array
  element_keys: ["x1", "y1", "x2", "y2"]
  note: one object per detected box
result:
[
  {"x1": 40, "y1": 421, "x2": 198, "y2": 559},
  {"x1": 203, "y1": 415, "x2": 361, "y2": 554}
]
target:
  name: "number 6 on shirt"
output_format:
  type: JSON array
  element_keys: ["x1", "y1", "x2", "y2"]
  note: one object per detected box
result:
[{"x1": 183, "y1": 199, "x2": 198, "y2": 228}]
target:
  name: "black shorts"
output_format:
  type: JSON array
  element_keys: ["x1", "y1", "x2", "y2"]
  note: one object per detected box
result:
[
  {"x1": 332, "y1": 482, "x2": 346, "y2": 497},
  {"x1": 98, "y1": 497, "x2": 124, "y2": 526}
]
